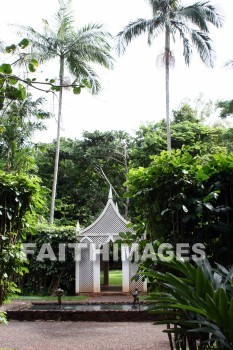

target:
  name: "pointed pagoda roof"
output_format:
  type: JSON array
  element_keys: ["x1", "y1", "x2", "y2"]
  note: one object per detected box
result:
[{"x1": 78, "y1": 187, "x2": 132, "y2": 236}]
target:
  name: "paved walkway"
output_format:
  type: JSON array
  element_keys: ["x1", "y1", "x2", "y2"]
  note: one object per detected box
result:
[{"x1": 0, "y1": 321, "x2": 170, "y2": 350}]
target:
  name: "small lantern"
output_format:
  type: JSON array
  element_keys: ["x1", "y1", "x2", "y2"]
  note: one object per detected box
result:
[{"x1": 55, "y1": 288, "x2": 64, "y2": 306}]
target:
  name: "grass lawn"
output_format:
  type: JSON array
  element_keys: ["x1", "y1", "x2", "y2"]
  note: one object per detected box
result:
[
  {"x1": 11, "y1": 295, "x2": 88, "y2": 301},
  {"x1": 109, "y1": 269, "x2": 122, "y2": 286},
  {"x1": 100, "y1": 269, "x2": 122, "y2": 286}
]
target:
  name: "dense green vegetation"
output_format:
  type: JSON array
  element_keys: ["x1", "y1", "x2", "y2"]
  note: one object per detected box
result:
[{"x1": 0, "y1": 1, "x2": 232, "y2": 346}]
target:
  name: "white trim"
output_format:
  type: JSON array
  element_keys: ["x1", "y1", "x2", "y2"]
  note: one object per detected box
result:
[
  {"x1": 75, "y1": 260, "x2": 79, "y2": 294},
  {"x1": 104, "y1": 235, "x2": 115, "y2": 243},
  {"x1": 122, "y1": 259, "x2": 130, "y2": 292},
  {"x1": 79, "y1": 236, "x2": 93, "y2": 243},
  {"x1": 93, "y1": 255, "x2": 100, "y2": 293}
]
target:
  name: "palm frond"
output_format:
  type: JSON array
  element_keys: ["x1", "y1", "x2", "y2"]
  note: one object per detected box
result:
[
  {"x1": 63, "y1": 23, "x2": 113, "y2": 72},
  {"x1": 197, "y1": 1, "x2": 223, "y2": 28},
  {"x1": 172, "y1": 21, "x2": 192, "y2": 65},
  {"x1": 56, "y1": 0, "x2": 74, "y2": 42},
  {"x1": 116, "y1": 17, "x2": 164, "y2": 55},
  {"x1": 76, "y1": 23, "x2": 112, "y2": 47},
  {"x1": 69, "y1": 45, "x2": 113, "y2": 70},
  {"x1": 67, "y1": 59, "x2": 101, "y2": 94},
  {"x1": 178, "y1": 2, "x2": 223, "y2": 32},
  {"x1": 191, "y1": 30, "x2": 214, "y2": 67},
  {"x1": 224, "y1": 59, "x2": 233, "y2": 69},
  {"x1": 15, "y1": 24, "x2": 58, "y2": 61},
  {"x1": 177, "y1": 4, "x2": 209, "y2": 32}
]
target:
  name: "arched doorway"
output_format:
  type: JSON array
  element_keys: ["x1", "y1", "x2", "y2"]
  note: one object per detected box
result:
[{"x1": 100, "y1": 241, "x2": 122, "y2": 292}]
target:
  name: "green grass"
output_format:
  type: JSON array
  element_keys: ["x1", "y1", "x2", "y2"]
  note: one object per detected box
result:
[
  {"x1": 109, "y1": 270, "x2": 122, "y2": 286},
  {"x1": 11, "y1": 295, "x2": 88, "y2": 301},
  {"x1": 100, "y1": 269, "x2": 122, "y2": 286}
]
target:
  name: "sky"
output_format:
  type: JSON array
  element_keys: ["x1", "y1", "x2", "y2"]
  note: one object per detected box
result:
[{"x1": 1, "y1": 0, "x2": 233, "y2": 142}]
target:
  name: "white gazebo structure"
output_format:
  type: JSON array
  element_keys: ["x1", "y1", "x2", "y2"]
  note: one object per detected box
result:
[{"x1": 75, "y1": 188, "x2": 147, "y2": 294}]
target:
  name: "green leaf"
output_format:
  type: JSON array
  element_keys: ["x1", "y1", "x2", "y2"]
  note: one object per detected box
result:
[
  {"x1": 18, "y1": 38, "x2": 30, "y2": 49},
  {"x1": 206, "y1": 294, "x2": 223, "y2": 326},
  {"x1": 218, "y1": 288, "x2": 230, "y2": 329},
  {"x1": 28, "y1": 63, "x2": 36, "y2": 72},
  {"x1": 51, "y1": 85, "x2": 60, "y2": 92},
  {"x1": 82, "y1": 78, "x2": 92, "y2": 89},
  {"x1": 73, "y1": 86, "x2": 81, "y2": 95},
  {"x1": 0, "y1": 63, "x2": 12, "y2": 74},
  {"x1": 229, "y1": 299, "x2": 233, "y2": 343},
  {"x1": 196, "y1": 265, "x2": 205, "y2": 297},
  {"x1": 30, "y1": 59, "x2": 38, "y2": 67},
  {"x1": 18, "y1": 84, "x2": 27, "y2": 100},
  {"x1": 5, "y1": 44, "x2": 16, "y2": 53},
  {"x1": 9, "y1": 78, "x2": 18, "y2": 85}
]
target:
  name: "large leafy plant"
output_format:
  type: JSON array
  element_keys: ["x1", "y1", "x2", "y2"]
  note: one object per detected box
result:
[
  {"x1": 127, "y1": 149, "x2": 233, "y2": 265},
  {"x1": 143, "y1": 259, "x2": 233, "y2": 350},
  {"x1": 0, "y1": 172, "x2": 43, "y2": 307}
]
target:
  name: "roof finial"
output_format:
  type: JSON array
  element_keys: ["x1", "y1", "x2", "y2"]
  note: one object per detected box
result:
[
  {"x1": 115, "y1": 202, "x2": 119, "y2": 213},
  {"x1": 76, "y1": 220, "x2": 80, "y2": 233},
  {"x1": 108, "y1": 186, "x2": 113, "y2": 200}
]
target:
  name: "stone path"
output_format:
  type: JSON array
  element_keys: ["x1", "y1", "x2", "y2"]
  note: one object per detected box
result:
[
  {"x1": 0, "y1": 321, "x2": 170, "y2": 350},
  {"x1": 0, "y1": 296, "x2": 170, "y2": 349}
]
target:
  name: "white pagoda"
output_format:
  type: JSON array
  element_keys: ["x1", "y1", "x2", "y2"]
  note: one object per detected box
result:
[{"x1": 75, "y1": 188, "x2": 147, "y2": 294}]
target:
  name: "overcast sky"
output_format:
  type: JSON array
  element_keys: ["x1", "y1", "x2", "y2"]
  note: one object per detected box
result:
[{"x1": 1, "y1": 0, "x2": 233, "y2": 142}]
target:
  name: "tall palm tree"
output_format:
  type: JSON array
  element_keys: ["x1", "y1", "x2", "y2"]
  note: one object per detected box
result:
[
  {"x1": 117, "y1": 0, "x2": 222, "y2": 151},
  {"x1": 18, "y1": 0, "x2": 113, "y2": 224}
]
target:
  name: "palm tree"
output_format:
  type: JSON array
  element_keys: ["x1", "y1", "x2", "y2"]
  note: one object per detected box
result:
[
  {"x1": 117, "y1": 0, "x2": 222, "y2": 151},
  {"x1": 18, "y1": 0, "x2": 113, "y2": 224}
]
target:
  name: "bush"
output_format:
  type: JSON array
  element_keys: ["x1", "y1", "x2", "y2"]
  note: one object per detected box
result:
[
  {"x1": 0, "y1": 172, "x2": 43, "y2": 305},
  {"x1": 21, "y1": 224, "x2": 76, "y2": 295}
]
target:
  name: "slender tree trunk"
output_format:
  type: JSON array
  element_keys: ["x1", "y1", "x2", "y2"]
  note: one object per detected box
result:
[
  {"x1": 165, "y1": 26, "x2": 171, "y2": 152},
  {"x1": 124, "y1": 143, "x2": 129, "y2": 219},
  {"x1": 49, "y1": 55, "x2": 64, "y2": 225}
]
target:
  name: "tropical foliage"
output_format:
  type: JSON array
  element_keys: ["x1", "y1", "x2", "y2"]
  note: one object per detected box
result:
[
  {"x1": 0, "y1": 172, "x2": 43, "y2": 306},
  {"x1": 127, "y1": 149, "x2": 233, "y2": 265},
  {"x1": 143, "y1": 258, "x2": 233, "y2": 350},
  {"x1": 131, "y1": 103, "x2": 226, "y2": 167}
]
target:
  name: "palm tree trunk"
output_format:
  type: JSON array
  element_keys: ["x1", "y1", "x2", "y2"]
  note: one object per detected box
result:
[
  {"x1": 49, "y1": 55, "x2": 64, "y2": 225},
  {"x1": 165, "y1": 25, "x2": 171, "y2": 152},
  {"x1": 124, "y1": 143, "x2": 129, "y2": 219}
]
